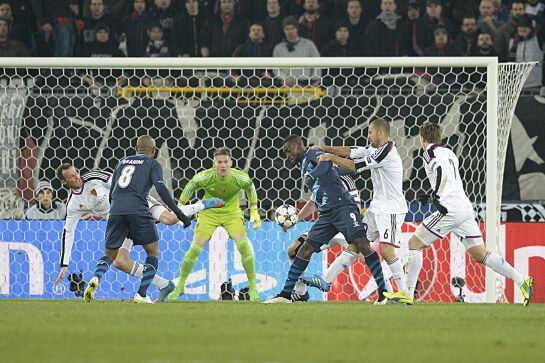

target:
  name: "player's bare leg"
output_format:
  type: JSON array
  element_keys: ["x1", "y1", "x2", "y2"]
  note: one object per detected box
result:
[
  {"x1": 467, "y1": 244, "x2": 534, "y2": 306},
  {"x1": 134, "y1": 242, "x2": 159, "y2": 304},
  {"x1": 85, "y1": 248, "x2": 118, "y2": 302},
  {"x1": 233, "y1": 233, "x2": 259, "y2": 301}
]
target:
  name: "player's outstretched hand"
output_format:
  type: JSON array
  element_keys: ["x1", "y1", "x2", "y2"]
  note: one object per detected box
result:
[
  {"x1": 316, "y1": 153, "x2": 333, "y2": 162},
  {"x1": 54, "y1": 266, "x2": 68, "y2": 286},
  {"x1": 250, "y1": 208, "x2": 262, "y2": 229},
  {"x1": 175, "y1": 210, "x2": 191, "y2": 228},
  {"x1": 203, "y1": 198, "x2": 225, "y2": 210}
]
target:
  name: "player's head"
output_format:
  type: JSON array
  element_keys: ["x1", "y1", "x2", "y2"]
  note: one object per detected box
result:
[
  {"x1": 368, "y1": 119, "x2": 390, "y2": 148},
  {"x1": 282, "y1": 135, "x2": 305, "y2": 166},
  {"x1": 419, "y1": 122, "x2": 442, "y2": 148},
  {"x1": 136, "y1": 135, "x2": 157, "y2": 157},
  {"x1": 57, "y1": 163, "x2": 83, "y2": 189},
  {"x1": 213, "y1": 147, "x2": 233, "y2": 177}
]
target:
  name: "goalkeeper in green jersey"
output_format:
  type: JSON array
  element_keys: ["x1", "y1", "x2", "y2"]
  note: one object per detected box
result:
[{"x1": 169, "y1": 147, "x2": 261, "y2": 301}]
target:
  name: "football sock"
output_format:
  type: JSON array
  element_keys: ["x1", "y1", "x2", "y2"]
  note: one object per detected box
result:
[
  {"x1": 176, "y1": 243, "x2": 203, "y2": 289},
  {"x1": 387, "y1": 257, "x2": 406, "y2": 292},
  {"x1": 93, "y1": 255, "x2": 112, "y2": 280},
  {"x1": 281, "y1": 256, "x2": 310, "y2": 297},
  {"x1": 137, "y1": 256, "x2": 158, "y2": 297},
  {"x1": 235, "y1": 238, "x2": 257, "y2": 290},
  {"x1": 483, "y1": 251, "x2": 524, "y2": 286},
  {"x1": 180, "y1": 202, "x2": 205, "y2": 218},
  {"x1": 364, "y1": 251, "x2": 386, "y2": 291},
  {"x1": 324, "y1": 250, "x2": 357, "y2": 283},
  {"x1": 130, "y1": 261, "x2": 169, "y2": 289},
  {"x1": 406, "y1": 249, "x2": 423, "y2": 298}
]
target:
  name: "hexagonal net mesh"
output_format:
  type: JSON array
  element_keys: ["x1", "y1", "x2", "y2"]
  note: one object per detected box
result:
[{"x1": 0, "y1": 59, "x2": 533, "y2": 302}]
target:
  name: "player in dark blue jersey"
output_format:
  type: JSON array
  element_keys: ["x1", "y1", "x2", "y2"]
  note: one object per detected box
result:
[
  {"x1": 264, "y1": 135, "x2": 387, "y2": 304},
  {"x1": 84, "y1": 135, "x2": 223, "y2": 303}
]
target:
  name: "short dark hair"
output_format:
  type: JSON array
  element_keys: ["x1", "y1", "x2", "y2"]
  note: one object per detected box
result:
[
  {"x1": 283, "y1": 134, "x2": 303, "y2": 146},
  {"x1": 56, "y1": 163, "x2": 73, "y2": 181},
  {"x1": 370, "y1": 118, "x2": 390, "y2": 136},
  {"x1": 419, "y1": 122, "x2": 442, "y2": 144},
  {"x1": 213, "y1": 147, "x2": 231, "y2": 158},
  {"x1": 251, "y1": 22, "x2": 264, "y2": 30}
]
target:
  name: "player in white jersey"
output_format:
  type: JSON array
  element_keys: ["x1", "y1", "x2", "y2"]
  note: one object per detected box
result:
[
  {"x1": 285, "y1": 174, "x2": 361, "y2": 301},
  {"x1": 53, "y1": 163, "x2": 222, "y2": 302},
  {"x1": 385, "y1": 122, "x2": 534, "y2": 306},
  {"x1": 300, "y1": 119, "x2": 408, "y2": 303}
]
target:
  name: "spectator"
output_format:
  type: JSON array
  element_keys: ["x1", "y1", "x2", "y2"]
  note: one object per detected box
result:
[
  {"x1": 477, "y1": 0, "x2": 503, "y2": 34},
  {"x1": 0, "y1": 16, "x2": 28, "y2": 56},
  {"x1": 83, "y1": 0, "x2": 130, "y2": 22},
  {"x1": 473, "y1": 31, "x2": 496, "y2": 56},
  {"x1": 201, "y1": 0, "x2": 249, "y2": 57},
  {"x1": 81, "y1": 24, "x2": 124, "y2": 57},
  {"x1": 526, "y1": 0, "x2": 545, "y2": 17},
  {"x1": 298, "y1": 0, "x2": 334, "y2": 50},
  {"x1": 272, "y1": 16, "x2": 320, "y2": 87},
  {"x1": 362, "y1": 0, "x2": 409, "y2": 56},
  {"x1": 449, "y1": 0, "x2": 480, "y2": 24},
  {"x1": 406, "y1": 0, "x2": 422, "y2": 56},
  {"x1": 30, "y1": 0, "x2": 76, "y2": 56},
  {"x1": 343, "y1": 0, "x2": 366, "y2": 45},
  {"x1": 508, "y1": 15, "x2": 542, "y2": 89},
  {"x1": 262, "y1": 0, "x2": 284, "y2": 47},
  {"x1": 424, "y1": 26, "x2": 463, "y2": 56},
  {"x1": 175, "y1": 0, "x2": 207, "y2": 57},
  {"x1": 495, "y1": 0, "x2": 526, "y2": 61},
  {"x1": 144, "y1": 22, "x2": 171, "y2": 57},
  {"x1": 233, "y1": 22, "x2": 272, "y2": 57},
  {"x1": 414, "y1": 0, "x2": 456, "y2": 53},
  {"x1": 150, "y1": 0, "x2": 179, "y2": 54},
  {"x1": 455, "y1": 15, "x2": 479, "y2": 56},
  {"x1": 80, "y1": 0, "x2": 118, "y2": 53},
  {"x1": 121, "y1": 0, "x2": 150, "y2": 57},
  {"x1": 24, "y1": 181, "x2": 66, "y2": 220},
  {"x1": 0, "y1": 1, "x2": 32, "y2": 50},
  {"x1": 321, "y1": 22, "x2": 358, "y2": 56}
]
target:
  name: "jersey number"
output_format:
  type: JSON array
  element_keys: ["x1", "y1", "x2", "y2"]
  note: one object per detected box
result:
[{"x1": 118, "y1": 166, "x2": 135, "y2": 188}]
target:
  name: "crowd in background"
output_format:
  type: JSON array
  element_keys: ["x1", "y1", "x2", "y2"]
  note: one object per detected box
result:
[{"x1": 0, "y1": 0, "x2": 543, "y2": 88}]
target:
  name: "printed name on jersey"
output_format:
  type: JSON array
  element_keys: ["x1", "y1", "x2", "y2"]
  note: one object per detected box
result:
[{"x1": 121, "y1": 159, "x2": 144, "y2": 165}]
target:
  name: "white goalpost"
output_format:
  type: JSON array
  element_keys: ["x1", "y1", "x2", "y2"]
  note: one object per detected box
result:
[{"x1": 0, "y1": 57, "x2": 534, "y2": 302}]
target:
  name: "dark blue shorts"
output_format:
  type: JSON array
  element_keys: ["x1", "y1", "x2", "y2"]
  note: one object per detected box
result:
[
  {"x1": 306, "y1": 203, "x2": 366, "y2": 251},
  {"x1": 105, "y1": 214, "x2": 159, "y2": 250}
]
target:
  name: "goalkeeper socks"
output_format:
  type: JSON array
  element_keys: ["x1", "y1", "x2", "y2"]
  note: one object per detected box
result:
[
  {"x1": 387, "y1": 257, "x2": 406, "y2": 292},
  {"x1": 130, "y1": 262, "x2": 169, "y2": 289},
  {"x1": 138, "y1": 256, "x2": 158, "y2": 297},
  {"x1": 483, "y1": 251, "x2": 524, "y2": 286},
  {"x1": 180, "y1": 202, "x2": 204, "y2": 218},
  {"x1": 93, "y1": 256, "x2": 112, "y2": 280},
  {"x1": 235, "y1": 238, "x2": 257, "y2": 290},
  {"x1": 364, "y1": 251, "x2": 386, "y2": 291},
  {"x1": 324, "y1": 250, "x2": 357, "y2": 283},
  {"x1": 177, "y1": 243, "x2": 203, "y2": 289},
  {"x1": 281, "y1": 256, "x2": 310, "y2": 297},
  {"x1": 405, "y1": 249, "x2": 423, "y2": 298}
]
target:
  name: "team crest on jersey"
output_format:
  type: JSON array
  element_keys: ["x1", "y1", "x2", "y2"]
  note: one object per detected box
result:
[
  {"x1": 90, "y1": 188, "x2": 97, "y2": 196},
  {"x1": 218, "y1": 188, "x2": 226, "y2": 197}
]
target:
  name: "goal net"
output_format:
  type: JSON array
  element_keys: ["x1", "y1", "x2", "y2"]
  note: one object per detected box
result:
[{"x1": 0, "y1": 58, "x2": 534, "y2": 303}]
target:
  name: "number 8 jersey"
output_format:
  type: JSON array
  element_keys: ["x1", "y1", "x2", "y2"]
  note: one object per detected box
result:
[{"x1": 424, "y1": 144, "x2": 473, "y2": 213}]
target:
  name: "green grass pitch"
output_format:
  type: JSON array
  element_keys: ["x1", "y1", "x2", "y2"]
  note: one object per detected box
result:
[{"x1": 1, "y1": 300, "x2": 544, "y2": 363}]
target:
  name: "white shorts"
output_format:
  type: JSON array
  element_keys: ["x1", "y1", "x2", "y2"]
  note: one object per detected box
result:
[
  {"x1": 121, "y1": 196, "x2": 167, "y2": 251},
  {"x1": 415, "y1": 210, "x2": 484, "y2": 249},
  {"x1": 363, "y1": 210, "x2": 405, "y2": 248},
  {"x1": 147, "y1": 196, "x2": 167, "y2": 221}
]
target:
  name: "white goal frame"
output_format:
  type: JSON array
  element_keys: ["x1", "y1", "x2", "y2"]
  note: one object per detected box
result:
[{"x1": 0, "y1": 56, "x2": 520, "y2": 302}]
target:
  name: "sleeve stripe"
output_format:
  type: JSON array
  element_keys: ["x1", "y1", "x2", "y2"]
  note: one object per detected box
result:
[
  {"x1": 424, "y1": 144, "x2": 439, "y2": 164},
  {"x1": 340, "y1": 175, "x2": 357, "y2": 191},
  {"x1": 354, "y1": 159, "x2": 367, "y2": 174},
  {"x1": 371, "y1": 140, "x2": 393, "y2": 163},
  {"x1": 60, "y1": 229, "x2": 67, "y2": 267}
]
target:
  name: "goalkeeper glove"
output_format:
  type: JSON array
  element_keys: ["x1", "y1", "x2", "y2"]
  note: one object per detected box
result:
[{"x1": 250, "y1": 207, "x2": 262, "y2": 229}]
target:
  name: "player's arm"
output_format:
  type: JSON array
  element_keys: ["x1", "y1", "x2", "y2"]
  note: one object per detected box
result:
[
  {"x1": 418, "y1": 152, "x2": 449, "y2": 214},
  {"x1": 241, "y1": 172, "x2": 261, "y2": 229},
  {"x1": 351, "y1": 142, "x2": 392, "y2": 173},
  {"x1": 178, "y1": 174, "x2": 199, "y2": 207},
  {"x1": 54, "y1": 208, "x2": 83, "y2": 285},
  {"x1": 151, "y1": 161, "x2": 191, "y2": 227},
  {"x1": 313, "y1": 145, "x2": 352, "y2": 157},
  {"x1": 317, "y1": 153, "x2": 356, "y2": 172}
]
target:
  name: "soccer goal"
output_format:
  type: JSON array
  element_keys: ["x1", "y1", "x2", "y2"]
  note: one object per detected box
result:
[{"x1": 0, "y1": 57, "x2": 534, "y2": 303}]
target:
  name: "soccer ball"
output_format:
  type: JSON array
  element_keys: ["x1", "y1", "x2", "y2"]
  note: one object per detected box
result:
[{"x1": 275, "y1": 204, "x2": 298, "y2": 229}]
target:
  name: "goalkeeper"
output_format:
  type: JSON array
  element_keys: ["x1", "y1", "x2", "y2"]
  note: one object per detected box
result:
[{"x1": 169, "y1": 147, "x2": 261, "y2": 301}]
